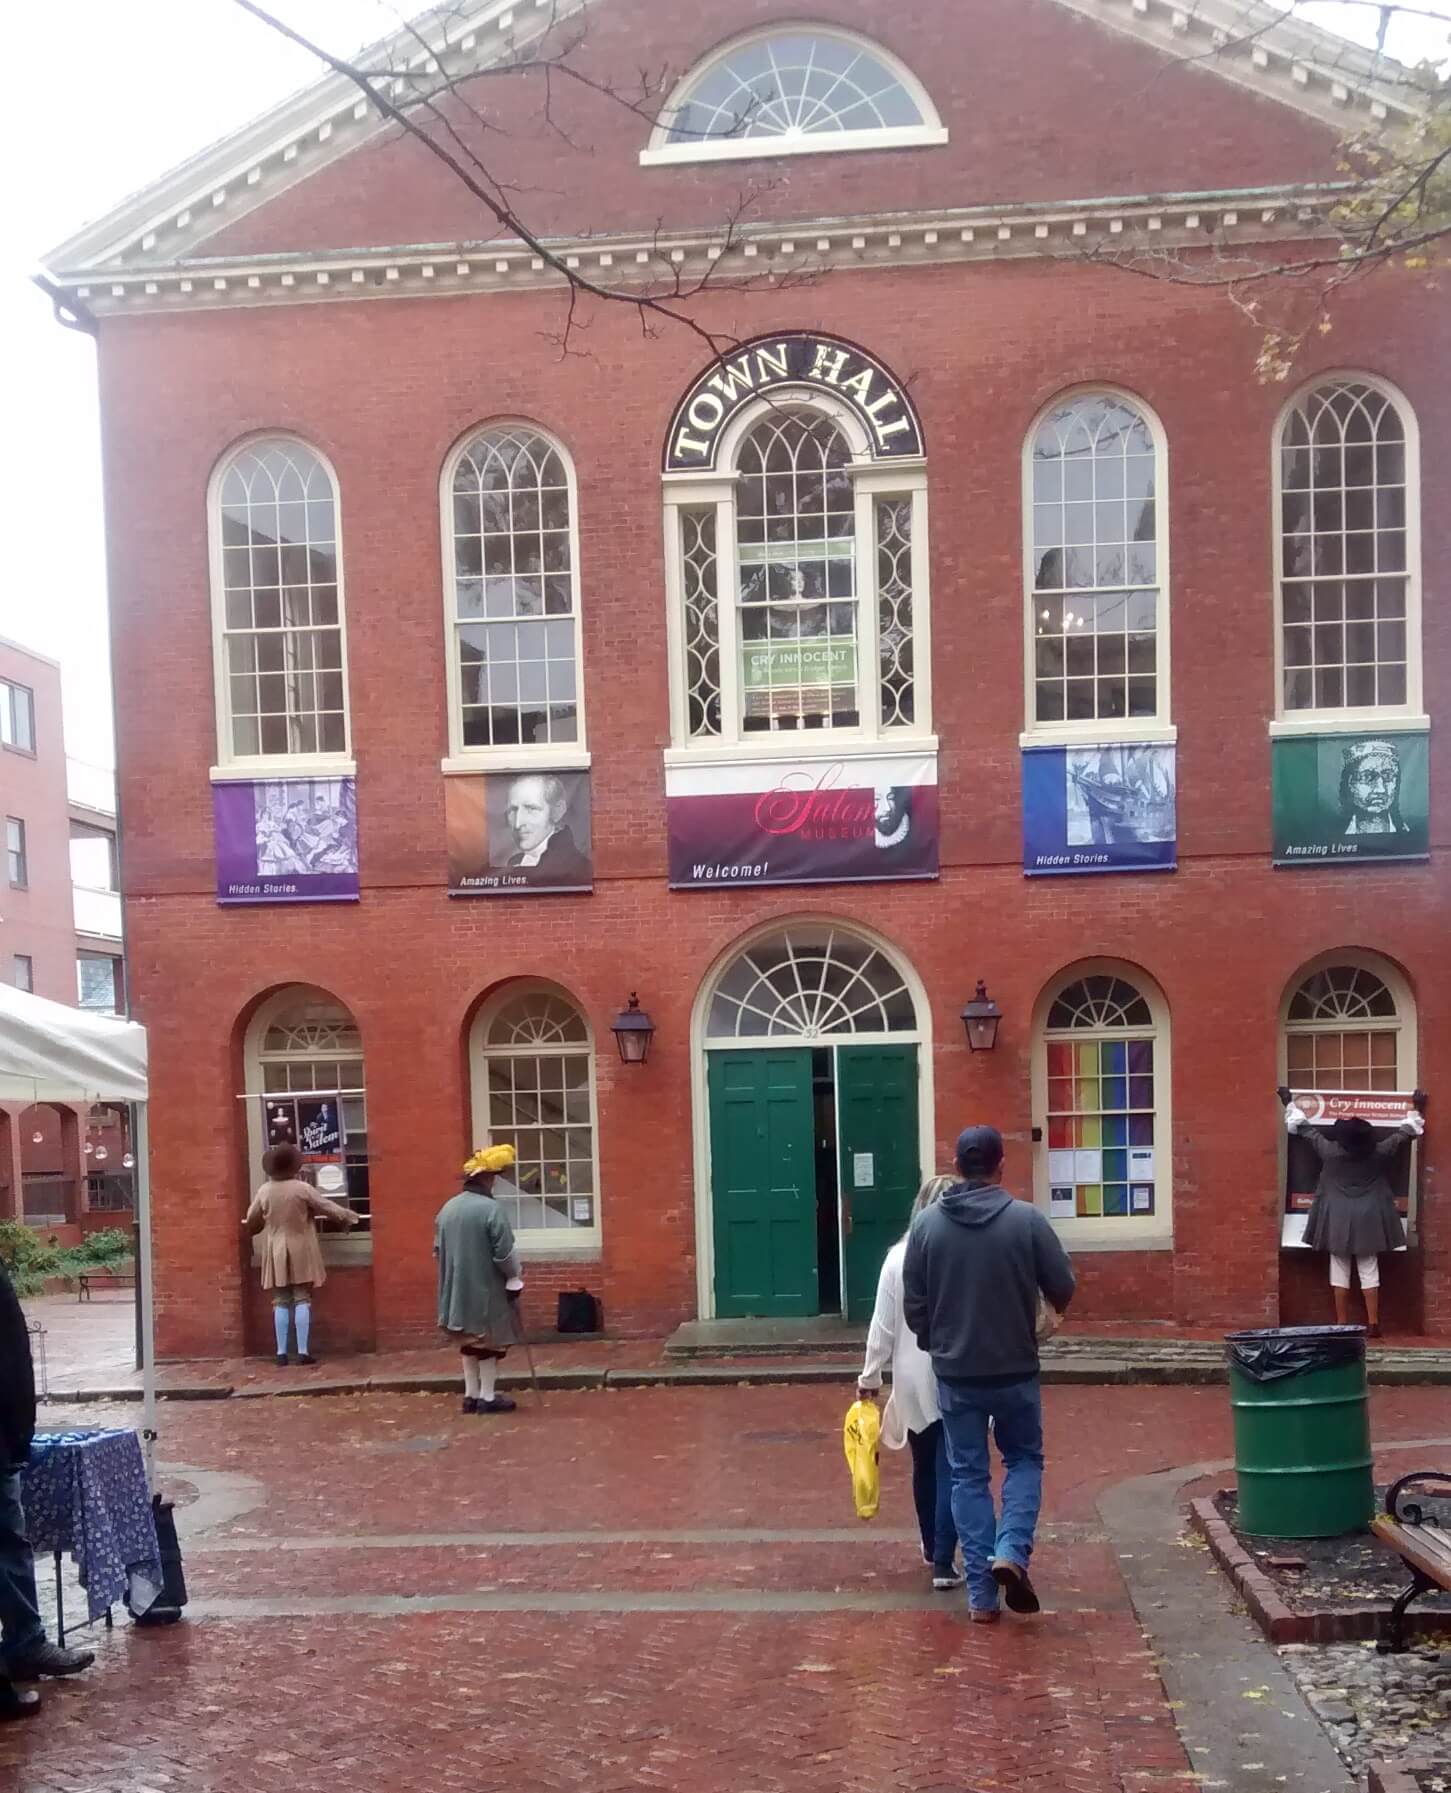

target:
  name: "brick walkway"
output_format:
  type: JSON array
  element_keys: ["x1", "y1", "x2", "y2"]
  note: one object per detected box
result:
[{"x1": 5, "y1": 1382, "x2": 1448, "y2": 1792}]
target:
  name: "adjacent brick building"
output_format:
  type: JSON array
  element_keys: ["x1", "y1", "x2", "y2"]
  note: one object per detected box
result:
[{"x1": 42, "y1": 0, "x2": 1448, "y2": 1357}]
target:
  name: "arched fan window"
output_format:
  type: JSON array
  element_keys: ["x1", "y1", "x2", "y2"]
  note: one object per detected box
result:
[
  {"x1": 645, "y1": 28, "x2": 946, "y2": 164},
  {"x1": 705, "y1": 927, "x2": 918, "y2": 1039},
  {"x1": 471, "y1": 985, "x2": 599, "y2": 1243},
  {"x1": 1284, "y1": 962, "x2": 1404, "y2": 1093}
]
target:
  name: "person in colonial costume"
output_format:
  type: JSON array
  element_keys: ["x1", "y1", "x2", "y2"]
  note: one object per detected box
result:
[
  {"x1": 244, "y1": 1142, "x2": 361, "y2": 1365},
  {"x1": 435, "y1": 1146, "x2": 525, "y2": 1414},
  {"x1": 1280, "y1": 1087, "x2": 1425, "y2": 1336}
]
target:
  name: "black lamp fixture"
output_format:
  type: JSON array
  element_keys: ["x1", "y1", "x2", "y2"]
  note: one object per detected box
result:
[
  {"x1": 960, "y1": 981, "x2": 1003, "y2": 1052},
  {"x1": 610, "y1": 993, "x2": 656, "y2": 1065}
]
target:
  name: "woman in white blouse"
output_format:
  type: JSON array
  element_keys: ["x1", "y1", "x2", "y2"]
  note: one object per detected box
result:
[{"x1": 858, "y1": 1174, "x2": 961, "y2": 1588}]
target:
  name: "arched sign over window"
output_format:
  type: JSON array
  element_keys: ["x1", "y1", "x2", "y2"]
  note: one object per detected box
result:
[{"x1": 664, "y1": 333, "x2": 923, "y2": 472}]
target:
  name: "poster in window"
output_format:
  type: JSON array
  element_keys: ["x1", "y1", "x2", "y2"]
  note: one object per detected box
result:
[
  {"x1": 1280, "y1": 1087, "x2": 1419, "y2": 1247},
  {"x1": 1272, "y1": 732, "x2": 1429, "y2": 866},
  {"x1": 1022, "y1": 744, "x2": 1176, "y2": 875},
  {"x1": 214, "y1": 777, "x2": 359, "y2": 904},
  {"x1": 666, "y1": 753, "x2": 938, "y2": 888},
  {"x1": 446, "y1": 770, "x2": 593, "y2": 894}
]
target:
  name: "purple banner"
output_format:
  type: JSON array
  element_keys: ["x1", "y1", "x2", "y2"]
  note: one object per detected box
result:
[{"x1": 214, "y1": 777, "x2": 359, "y2": 905}]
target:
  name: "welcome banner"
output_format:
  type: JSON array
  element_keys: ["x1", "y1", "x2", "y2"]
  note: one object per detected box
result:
[{"x1": 666, "y1": 754, "x2": 939, "y2": 889}]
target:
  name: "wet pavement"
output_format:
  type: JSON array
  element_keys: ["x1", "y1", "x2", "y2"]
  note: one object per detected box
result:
[{"x1": 4, "y1": 1382, "x2": 1448, "y2": 1792}]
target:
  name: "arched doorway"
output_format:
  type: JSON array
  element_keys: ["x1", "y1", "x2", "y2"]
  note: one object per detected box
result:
[{"x1": 693, "y1": 922, "x2": 930, "y2": 1322}]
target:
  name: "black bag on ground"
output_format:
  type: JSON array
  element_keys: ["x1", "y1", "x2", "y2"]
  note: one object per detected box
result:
[
  {"x1": 556, "y1": 1289, "x2": 602, "y2": 1334},
  {"x1": 1224, "y1": 1324, "x2": 1366, "y2": 1383}
]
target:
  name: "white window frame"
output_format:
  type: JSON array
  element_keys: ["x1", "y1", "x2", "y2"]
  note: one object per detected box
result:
[
  {"x1": 207, "y1": 434, "x2": 355, "y2": 783},
  {"x1": 243, "y1": 984, "x2": 371, "y2": 1265},
  {"x1": 439, "y1": 422, "x2": 589, "y2": 776},
  {"x1": 663, "y1": 392, "x2": 933, "y2": 763},
  {"x1": 641, "y1": 24, "x2": 947, "y2": 166},
  {"x1": 1030, "y1": 959, "x2": 1173, "y2": 1249},
  {"x1": 1020, "y1": 387, "x2": 1175, "y2": 749},
  {"x1": 1278, "y1": 949, "x2": 1417, "y2": 1092},
  {"x1": 469, "y1": 980, "x2": 602, "y2": 1255},
  {"x1": 1270, "y1": 372, "x2": 1426, "y2": 739},
  {"x1": 0, "y1": 679, "x2": 35, "y2": 754}
]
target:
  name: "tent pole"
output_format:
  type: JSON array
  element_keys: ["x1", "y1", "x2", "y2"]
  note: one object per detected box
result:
[{"x1": 134, "y1": 1102, "x2": 157, "y2": 1490}]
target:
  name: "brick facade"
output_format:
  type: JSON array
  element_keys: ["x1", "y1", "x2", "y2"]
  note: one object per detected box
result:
[{"x1": 76, "y1": 0, "x2": 1448, "y2": 1356}]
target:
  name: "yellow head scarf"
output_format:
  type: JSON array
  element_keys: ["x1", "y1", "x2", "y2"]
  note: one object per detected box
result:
[{"x1": 463, "y1": 1144, "x2": 516, "y2": 1177}]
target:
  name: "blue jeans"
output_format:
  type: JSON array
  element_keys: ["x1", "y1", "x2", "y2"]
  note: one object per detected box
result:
[
  {"x1": 0, "y1": 1469, "x2": 44, "y2": 1664},
  {"x1": 907, "y1": 1421, "x2": 957, "y2": 1569},
  {"x1": 937, "y1": 1375, "x2": 1045, "y2": 1613}
]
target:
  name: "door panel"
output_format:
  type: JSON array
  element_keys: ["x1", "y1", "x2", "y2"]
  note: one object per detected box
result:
[
  {"x1": 837, "y1": 1046, "x2": 920, "y2": 1321},
  {"x1": 709, "y1": 1049, "x2": 818, "y2": 1318}
]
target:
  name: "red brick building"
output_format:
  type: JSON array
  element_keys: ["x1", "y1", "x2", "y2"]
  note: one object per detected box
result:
[{"x1": 42, "y1": 0, "x2": 1448, "y2": 1357}]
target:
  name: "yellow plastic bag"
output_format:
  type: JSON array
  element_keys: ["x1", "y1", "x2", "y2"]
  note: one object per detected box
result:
[{"x1": 843, "y1": 1398, "x2": 882, "y2": 1521}]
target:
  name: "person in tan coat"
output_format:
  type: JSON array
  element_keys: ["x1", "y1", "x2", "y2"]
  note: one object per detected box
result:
[{"x1": 244, "y1": 1142, "x2": 360, "y2": 1365}]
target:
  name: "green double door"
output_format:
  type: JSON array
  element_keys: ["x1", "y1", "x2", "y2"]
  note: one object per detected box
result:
[{"x1": 708, "y1": 1045, "x2": 919, "y2": 1321}]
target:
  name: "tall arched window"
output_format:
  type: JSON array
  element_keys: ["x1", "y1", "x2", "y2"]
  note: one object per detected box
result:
[
  {"x1": 1276, "y1": 377, "x2": 1421, "y2": 719},
  {"x1": 471, "y1": 984, "x2": 599, "y2": 1246},
  {"x1": 442, "y1": 425, "x2": 584, "y2": 762},
  {"x1": 1033, "y1": 965, "x2": 1171, "y2": 1238},
  {"x1": 1025, "y1": 391, "x2": 1169, "y2": 734},
  {"x1": 666, "y1": 398, "x2": 931, "y2": 747},
  {"x1": 244, "y1": 987, "x2": 369, "y2": 1231},
  {"x1": 643, "y1": 28, "x2": 946, "y2": 165},
  {"x1": 210, "y1": 437, "x2": 350, "y2": 767},
  {"x1": 1282, "y1": 957, "x2": 1414, "y2": 1093}
]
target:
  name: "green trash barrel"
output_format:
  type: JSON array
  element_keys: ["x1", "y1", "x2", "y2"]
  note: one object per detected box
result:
[{"x1": 1225, "y1": 1325, "x2": 1374, "y2": 1538}]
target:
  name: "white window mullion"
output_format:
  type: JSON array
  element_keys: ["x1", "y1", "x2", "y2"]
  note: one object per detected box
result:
[
  {"x1": 854, "y1": 479, "x2": 883, "y2": 739},
  {"x1": 718, "y1": 493, "x2": 743, "y2": 746},
  {"x1": 908, "y1": 485, "x2": 932, "y2": 736}
]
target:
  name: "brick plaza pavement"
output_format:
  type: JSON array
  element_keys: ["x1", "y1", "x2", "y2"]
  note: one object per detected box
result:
[{"x1": 5, "y1": 1382, "x2": 1449, "y2": 1793}]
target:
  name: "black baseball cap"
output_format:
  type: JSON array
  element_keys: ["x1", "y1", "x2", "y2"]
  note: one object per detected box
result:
[{"x1": 955, "y1": 1125, "x2": 1004, "y2": 1176}]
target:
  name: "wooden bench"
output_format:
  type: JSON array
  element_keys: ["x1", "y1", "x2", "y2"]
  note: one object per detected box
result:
[
  {"x1": 1371, "y1": 1469, "x2": 1451, "y2": 1653},
  {"x1": 76, "y1": 1268, "x2": 135, "y2": 1302}
]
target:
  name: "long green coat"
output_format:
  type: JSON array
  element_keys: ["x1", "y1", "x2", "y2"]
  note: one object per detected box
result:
[{"x1": 435, "y1": 1188, "x2": 522, "y2": 1340}]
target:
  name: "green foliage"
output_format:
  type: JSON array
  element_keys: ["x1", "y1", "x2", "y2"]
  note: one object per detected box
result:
[{"x1": 0, "y1": 1219, "x2": 133, "y2": 1296}]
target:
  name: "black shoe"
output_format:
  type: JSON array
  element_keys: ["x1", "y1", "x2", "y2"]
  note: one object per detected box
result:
[
  {"x1": 0, "y1": 1684, "x2": 40, "y2": 1721},
  {"x1": 991, "y1": 1558, "x2": 1041, "y2": 1615},
  {"x1": 475, "y1": 1395, "x2": 517, "y2": 1414},
  {"x1": 461, "y1": 1397, "x2": 478, "y2": 1415},
  {"x1": 6, "y1": 1641, "x2": 95, "y2": 1679},
  {"x1": 931, "y1": 1564, "x2": 964, "y2": 1590},
  {"x1": 297, "y1": 1353, "x2": 317, "y2": 1365},
  {"x1": 275, "y1": 1354, "x2": 288, "y2": 1367}
]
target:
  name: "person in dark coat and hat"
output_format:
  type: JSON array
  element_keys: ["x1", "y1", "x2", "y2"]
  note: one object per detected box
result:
[
  {"x1": 1279, "y1": 1087, "x2": 1425, "y2": 1336},
  {"x1": 435, "y1": 1146, "x2": 526, "y2": 1415},
  {"x1": 0, "y1": 1264, "x2": 95, "y2": 1718}
]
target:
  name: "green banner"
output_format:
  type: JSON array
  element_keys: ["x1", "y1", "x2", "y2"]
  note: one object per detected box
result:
[
  {"x1": 741, "y1": 640, "x2": 856, "y2": 690},
  {"x1": 1272, "y1": 731, "x2": 1429, "y2": 865}
]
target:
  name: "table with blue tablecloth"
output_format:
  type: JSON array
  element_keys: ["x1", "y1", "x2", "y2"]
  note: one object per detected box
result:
[{"x1": 21, "y1": 1429, "x2": 162, "y2": 1642}]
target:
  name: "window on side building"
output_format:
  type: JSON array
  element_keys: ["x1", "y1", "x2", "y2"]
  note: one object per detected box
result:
[
  {"x1": 13, "y1": 955, "x2": 33, "y2": 992},
  {"x1": 1033, "y1": 964, "x2": 1172, "y2": 1243},
  {"x1": 642, "y1": 27, "x2": 946, "y2": 164},
  {"x1": 1275, "y1": 377, "x2": 1422, "y2": 722},
  {"x1": 441, "y1": 426, "x2": 586, "y2": 769},
  {"x1": 666, "y1": 399, "x2": 930, "y2": 746},
  {"x1": 6, "y1": 818, "x2": 27, "y2": 888},
  {"x1": 210, "y1": 437, "x2": 351, "y2": 770},
  {"x1": 0, "y1": 680, "x2": 35, "y2": 753},
  {"x1": 1025, "y1": 391, "x2": 1171, "y2": 742},
  {"x1": 76, "y1": 952, "x2": 122, "y2": 1014},
  {"x1": 470, "y1": 984, "x2": 600, "y2": 1250},
  {"x1": 244, "y1": 987, "x2": 370, "y2": 1238}
]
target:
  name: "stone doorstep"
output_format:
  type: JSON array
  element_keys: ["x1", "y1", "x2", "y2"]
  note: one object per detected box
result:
[{"x1": 1189, "y1": 1494, "x2": 1451, "y2": 1650}]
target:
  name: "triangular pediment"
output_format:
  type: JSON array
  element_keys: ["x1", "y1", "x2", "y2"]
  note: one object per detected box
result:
[{"x1": 42, "y1": 0, "x2": 1428, "y2": 285}]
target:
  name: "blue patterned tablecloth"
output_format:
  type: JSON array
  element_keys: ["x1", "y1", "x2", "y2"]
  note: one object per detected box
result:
[{"x1": 22, "y1": 1429, "x2": 162, "y2": 1623}]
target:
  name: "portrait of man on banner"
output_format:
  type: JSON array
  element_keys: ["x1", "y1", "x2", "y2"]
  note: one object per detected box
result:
[
  {"x1": 446, "y1": 770, "x2": 593, "y2": 895},
  {"x1": 1272, "y1": 731, "x2": 1429, "y2": 865}
]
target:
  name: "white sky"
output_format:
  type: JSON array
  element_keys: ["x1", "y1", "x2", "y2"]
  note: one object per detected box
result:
[{"x1": 3, "y1": 1, "x2": 1446, "y2": 770}]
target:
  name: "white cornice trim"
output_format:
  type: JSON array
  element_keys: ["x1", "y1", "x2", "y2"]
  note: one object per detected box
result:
[
  {"x1": 53, "y1": 185, "x2": 1347, "y2": 317},
  {"x1": 41, "y1": 0, "x2": 597, "y2": 274},
  {"x1": 38, "y1": 0, "x2": 1427, "y2": 282}
]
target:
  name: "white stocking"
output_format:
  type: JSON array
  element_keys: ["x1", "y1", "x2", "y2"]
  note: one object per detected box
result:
[
  {"x1": 479, "y1": 1358, "x2": 499, "y2": 1401},
  {"x1": 462, "y1": 1355, "x2": 481, "y2": 1399}
]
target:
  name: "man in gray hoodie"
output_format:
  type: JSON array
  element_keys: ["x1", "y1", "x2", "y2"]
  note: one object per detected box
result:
[{"x1": 902, "y1": 1125, "x2": 1075, "y2": 1622}]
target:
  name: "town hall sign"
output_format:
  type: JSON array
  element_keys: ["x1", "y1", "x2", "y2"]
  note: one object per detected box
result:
[{"x1": 664, "y1": 332, "x2": 924, "y2": 472}]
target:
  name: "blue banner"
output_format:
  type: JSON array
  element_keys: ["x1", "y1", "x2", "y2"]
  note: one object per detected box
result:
[{"x1": 1023, "y1": 744, "x2": 1177, "y2": 876}]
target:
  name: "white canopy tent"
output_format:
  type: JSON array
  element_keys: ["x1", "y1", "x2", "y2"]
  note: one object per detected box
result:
[{"x1": 0, "y1": 984, "x2": 156, "y2": 1479}]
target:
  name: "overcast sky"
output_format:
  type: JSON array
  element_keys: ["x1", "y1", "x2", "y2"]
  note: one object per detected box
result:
[{"x1": 4, "y1": 1, "x2": 1446, "y2": 771}]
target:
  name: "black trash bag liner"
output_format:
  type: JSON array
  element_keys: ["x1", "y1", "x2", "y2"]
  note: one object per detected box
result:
[
  {"x1": 1225, "y1": 1324, "x2": 1367, "y2": 1383},
  {"x1": 557, "y1": 1289, "x2": 602, "y2": 1335}
]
